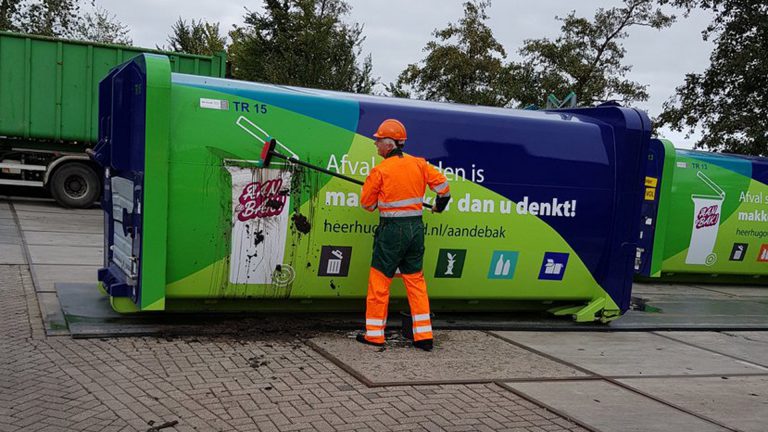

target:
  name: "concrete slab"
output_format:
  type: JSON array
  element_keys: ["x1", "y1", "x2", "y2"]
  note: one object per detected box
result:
[
  {"x1": 615, "y1": 297, "x2": 768, "y2": 329},
  {"x1": 11, "y1": 201, "x2": 101, "y2": 215},
  {"x1": 36, "y1": 292, "x2": 69, "y2": 335},
  {"x1": 0, "y1": 228, "x2": 22, "y2": 245},
  {"x1": 0, "y1": 201, "x2": 11, "y2": 217},
  {"x1": 310, "y1": 330, "x2": 587, "y2": 385},
  {"x1": 0, "y1": 244, "x2": 26, "y2": 264},
  {"x1": 658, "y1": 331, "x2": 768, "y2": 368},
  {"x1": 15, "y1": 211, "x2": 102, "y2": 233},
  {"x1": 31, "y1": 264, "x2": 100, "y2": 292},
  {"x1": 27, "y1": 245, "x2": 102, "y2": 265},
  {"x1": 619, "y1": 376, "x2": 768, "y2": 432},
  {"x1": 0, "y1": 218, "x2": 15, "y2": 229},
  {"x1": 0, "y1": 201, "x2": 13, "y2": 219},
  {"x1": 23, "y1": 231, "x2": 103, "y2": 247},
  {"x1": 493, "y1": 331, "x2": 766, "y2": 377},
  {"x1": 505, "y1": 380, "x2": 728, "y2": 432},
  {"x1": 632, "y1": 283, "x2": 735, "y2": 299},
  {"x1": 723, "y1": 331, "x2": 768, "y2": 342},
  {"x1": 696, "y1": 286, "x2": 768, "y2": 298}
]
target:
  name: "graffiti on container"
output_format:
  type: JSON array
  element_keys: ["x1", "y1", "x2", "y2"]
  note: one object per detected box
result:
[
  {"x1": 235, "y1": 178, "x2": 287, "y2": 221},
  {"x1": 695, "y1": 205, "x2": 720, "y2": 229}
]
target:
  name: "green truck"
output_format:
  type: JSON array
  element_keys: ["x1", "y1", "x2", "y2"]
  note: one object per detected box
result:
[{"x1": 0, "y1": 31, "x2": 226, "y2": 207}]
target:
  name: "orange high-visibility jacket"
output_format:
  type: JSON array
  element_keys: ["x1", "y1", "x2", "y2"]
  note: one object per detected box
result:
[{"x1": 361, "y1": 152, "x2": 450, "y2": 217}]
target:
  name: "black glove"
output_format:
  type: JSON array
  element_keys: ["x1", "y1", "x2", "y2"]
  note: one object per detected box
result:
[{"x1": 433, "y1": 195, "x2": 450, "y2": 213}]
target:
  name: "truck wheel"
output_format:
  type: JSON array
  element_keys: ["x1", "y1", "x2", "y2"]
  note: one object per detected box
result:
[{"x1": 49, "y1": 163, "x2": 101, "y2": 208}]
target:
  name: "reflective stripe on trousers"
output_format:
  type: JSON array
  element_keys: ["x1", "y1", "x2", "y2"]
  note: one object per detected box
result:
[
  {"x1": 364, "y1": 268, "x2": 433, "y2": 343},
  {"x1": 403, "y1": 271, "x2": 432, "y2": 341},
  {"x1": 364, "y1": 267, "x2": 391, "y2": 343}
]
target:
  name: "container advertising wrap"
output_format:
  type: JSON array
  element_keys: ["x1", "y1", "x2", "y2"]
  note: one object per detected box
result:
[
  {"x1": 638, "y1": 139, "x2": 768, "y2": 283},
  {"x1": 94, "y1": 54, "x2": 652, "y2": 321}
]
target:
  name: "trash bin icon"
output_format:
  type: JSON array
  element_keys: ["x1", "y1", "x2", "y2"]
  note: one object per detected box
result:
[{"x1": 685, "y1": 171, "x2": 725, "y2": 266}]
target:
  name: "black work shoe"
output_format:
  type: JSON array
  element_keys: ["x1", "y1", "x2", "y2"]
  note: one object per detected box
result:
[
  {"x1": 413, "y1": 339, "x2": 433, "y2": 351},
  {"x1": 356, "y1": 333, "x2": 384, "y2": 347}
]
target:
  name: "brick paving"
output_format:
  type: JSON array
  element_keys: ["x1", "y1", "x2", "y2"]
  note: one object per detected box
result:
[{"x1": 0, "y1": 264, "x2": 589, "y2": 432}]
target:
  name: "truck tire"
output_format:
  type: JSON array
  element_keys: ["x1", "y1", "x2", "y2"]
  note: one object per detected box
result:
[{"x1": 49, "y1": 162, "x2": 101, "y2": 208}]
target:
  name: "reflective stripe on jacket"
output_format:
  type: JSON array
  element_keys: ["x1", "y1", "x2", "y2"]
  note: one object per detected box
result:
[{"x1": 361, "y1": 150, "x2": 450, "y2": 217}]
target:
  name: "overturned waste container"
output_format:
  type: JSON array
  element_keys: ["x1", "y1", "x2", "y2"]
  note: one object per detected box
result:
[
  {"x1": 94, "y1": 54, "x2": 652, "y2": 321},
  {"x1": 636, "y1": 138, "x2": 768, "y2": 283}
]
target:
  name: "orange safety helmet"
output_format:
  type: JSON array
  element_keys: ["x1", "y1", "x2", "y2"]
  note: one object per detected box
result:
[{"x1": 373, "y1": 119, "x2": 407, "y2": 142}]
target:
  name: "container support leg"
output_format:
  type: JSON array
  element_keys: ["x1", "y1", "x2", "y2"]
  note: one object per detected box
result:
[{"x1": 549, "y1": 297, "x2": 615, "y2": 323}]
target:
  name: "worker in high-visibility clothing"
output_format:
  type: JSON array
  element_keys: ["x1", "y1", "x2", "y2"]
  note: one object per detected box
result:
[{"x1": 356, "y1": 119, "x2": 451, "y2": 351}]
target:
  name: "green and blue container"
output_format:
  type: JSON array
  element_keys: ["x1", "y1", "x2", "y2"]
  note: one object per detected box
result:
[
  {"x1": 637, "y1": 138, "x2": 768, "y2": 283},
  {"x1": 95, "y1": 54, "x2": 653, "y2": 321}
]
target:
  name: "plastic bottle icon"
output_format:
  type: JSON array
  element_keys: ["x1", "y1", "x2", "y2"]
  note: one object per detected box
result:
[
  {"x1": 494, "y1": 254, "x2": 511, "y2": 276},
  {"x1": 685, "y1": 171, "x2": 725, "y2": 266}
]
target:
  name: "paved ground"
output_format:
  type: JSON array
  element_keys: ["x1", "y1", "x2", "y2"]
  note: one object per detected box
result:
[{"x1": 2, "y1": 196, "x2": 768, "y2": 431}]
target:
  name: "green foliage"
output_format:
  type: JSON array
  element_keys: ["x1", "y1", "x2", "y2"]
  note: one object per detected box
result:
[
  {"x1": 518, "y1": 0, "x2": 676, "y2": 106},
  {"x1": 14, "y1": 0, "x2": 81, "y2": 37},
  {"x1": 388, "y1": 0, "x2": 527, "y2": 107},
  {"x1": 1, "y1": 0, "x2": 130, "y2": 45},
  {"x1": 164, "y1": 18, "x2": 225, "y2": 56},
  {"x1": 658, "y1": 0, "x2": 767, "y2": 155},
  {"x1": 390, "y1": 0, "x2": 673, "y2": 108},
  {"x1": 0, "y1": 0, "x2": 23, "y2": 31},
  {"x1": 73, "y1": 4, "x2": 131, "y2": 45},
  {"x1": 228, "y1": 0, "x2": 376, "y2": 94}
]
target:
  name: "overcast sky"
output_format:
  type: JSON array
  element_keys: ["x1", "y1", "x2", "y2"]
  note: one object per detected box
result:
[{"x1": 98, "y1": 0, "x2": 716, "y2": 148}]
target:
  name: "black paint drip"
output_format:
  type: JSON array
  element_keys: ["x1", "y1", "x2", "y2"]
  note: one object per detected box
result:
[
  {"x1": 266, "y1": 199, "x2": 283, "y2": 210},
  {"x1": 292, "y1": 214, "x2": 311, "y2": 234},
  {"x1": 254, "y1": 230, "x2": 265, "y2": 246}
]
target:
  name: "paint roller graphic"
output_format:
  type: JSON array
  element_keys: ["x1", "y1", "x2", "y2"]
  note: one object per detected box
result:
[
  {"x1": 229, "y1": 116, "x2": 296, "y2": 287},
  {"x1": 236, "y1": 116, "x2": 299, "y2": 163},
  {"x1": 685, "y1": 171, "x2": 725, "y2": 266}
]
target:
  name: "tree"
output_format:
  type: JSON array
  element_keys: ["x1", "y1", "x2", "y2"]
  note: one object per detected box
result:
[
  {"x1": 658, "y1": 0, "x2": 767, "y2": 155},
  {"x1": 0, "y1": 0, "x2": 22, "y2": 31},
  {"x1": 164, "y1": 18, "x2": 226, "y2": 55},
  {"x1": 228, "y1": 0, "x2": 376, "y2": 94},
  {"x1": 4, "y1": 0, "x2": 131, "y2": 45},
  {"x1": 388, "y1": 0, "x2": 528, "y2": 107},
  {"x1": 14, "y1": 0, "x2": 81, "y2": 37},
  {"x1": 517, "y1": 0, "x2": 676, "y2": 107},
  {"x1": 73, "y1": 5, "x2": 131, "y2": 45}
]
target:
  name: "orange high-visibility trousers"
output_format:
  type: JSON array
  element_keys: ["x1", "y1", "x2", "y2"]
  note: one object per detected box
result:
[{"x1": 364, "y1": 267, "x2": 433, "y2": 344}]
